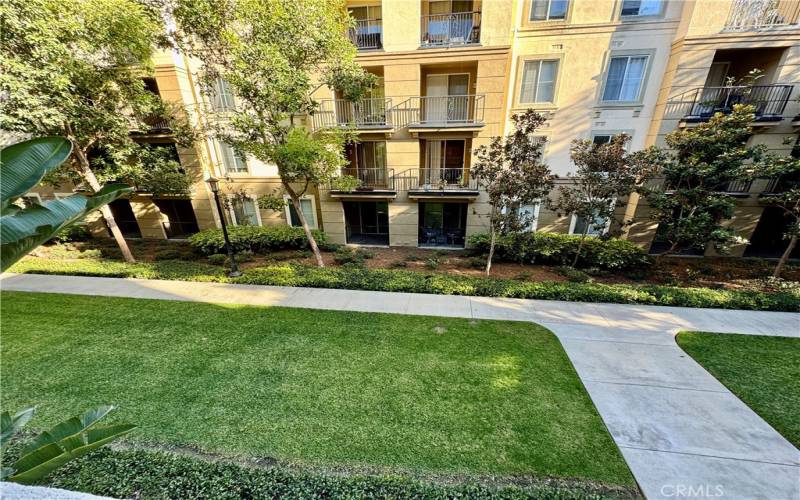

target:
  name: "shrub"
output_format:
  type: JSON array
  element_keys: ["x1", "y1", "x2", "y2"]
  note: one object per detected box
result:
[
  {"x1": 317, "y1": 240, "x2": 342, "y2": 252},
  {"x1": 99, "y1": 247, "x2": 122, "y2": 260},
  {"x1": 557, "y1": 266, "x2": 593, "y2": 283},
  {"x1": 188, "y1": 225, "x2": 327, "y2": 256},
  {"x1": 333, "y1": 247, "x2": 364, "y2": 265},
  {"x1": 49, "y1": 225, "x2": 92, "y2": 244},
  {"x1": 468, "y1": 233, "x2": 650, "y2": 271},
  {"x1": 389, "y1": 260, "x2": 407, "y2": 268},
  {"x1": 468, "y1": 257, "x2": 485, "y2": 270},
  {"x1": 154, "y1": 249, "x2": 183, "y2": 261},
  {"x1": 208, "y1": 254, "x2": 227, "y2": 265},
  {"x1": 425, "y1": 257, "x2": 439, "y2": 270},
  {"x1": 356, "y1": 248, "x2": 375, "y2": 260}
]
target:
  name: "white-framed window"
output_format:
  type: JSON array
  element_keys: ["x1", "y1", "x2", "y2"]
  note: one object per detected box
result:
[
  {"x1": 602, "y1": 55, "x2": 649, "y2": 102},
  {"x1": 211, "y1": 77, "x2": 236, "y2": 111},
  {"x1": 530, "y1": 0, "x2": 568, "y2": 21},
  {"x1": 620, "y1": 0, "x2": 662, "y2": 17},
  {"x1": 218, "y1": 141, "x2": 248, "y2": 175},
  {"x1": 518, "y1": 202, "x2": 541, "y2": 232},
  {"x1": 569, "y1": 211, "x2": 611, "y2": 236},
  {"x1": 284, "y1": 195, "x2": 318, "y2": 229},
  {"x1": 229, "y1": 196, "x2": 261, "y2": 226},
  {"x1": 591, "y1": 132, "x2": 632, "y2": 150},
  {"x1": 519, "y1": 59, "x2": 559, "y2": 104}
]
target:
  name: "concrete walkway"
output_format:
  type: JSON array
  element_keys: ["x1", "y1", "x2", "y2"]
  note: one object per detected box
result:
[{"x1": 2, "y1": 273, "x2": 799, "y2": 499}]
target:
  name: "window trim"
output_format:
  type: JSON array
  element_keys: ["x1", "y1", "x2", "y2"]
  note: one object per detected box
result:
[
  {"x1": 228, "y1": 195, "x2": 262, "y2": 227},
  {"x1": 597, "y1": 49, "x2": 655, "y2": 107},
  {"x1": 211, "y1": 77, "x2": 236, "y2": 112},
  {"x1": 568, "y1": 212, "x2": 611, "y2": 237},
  {"x1": 618, "y1": 0, "x2": 667, "y2": 20},
  {"x1": 283, "y1": 194, "x2": 318, "y2": 230},
  {"x1": 519, "y1": 201, "x2": 542, "y2": 232},
  {"x1": 514, "y1": 55, "x2": 562, "y2": 108},
  {"x1": 527, "y1": 0, "x2": 571, "y2": 23},
  {"x1": 216, "y1": 140, "x2": 249, "y2": 176},
  {"x1": 590, "y1": 130, "x2": 635, "y2": 150}
]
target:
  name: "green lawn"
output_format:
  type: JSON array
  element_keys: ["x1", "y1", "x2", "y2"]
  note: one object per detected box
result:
[
  {"x1": 677, "y1": 331, "x2": 800, "y2": 447},
  {"x1": 0, "y1": 291, "x2": 633, "y2": 486}
]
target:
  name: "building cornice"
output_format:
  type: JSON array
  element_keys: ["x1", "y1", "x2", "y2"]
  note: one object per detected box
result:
[{"x1": 355, "y1": 45, "x2": 511, "y2": 64}]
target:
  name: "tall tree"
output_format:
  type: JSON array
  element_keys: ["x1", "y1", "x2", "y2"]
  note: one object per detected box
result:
[
  {"x1": 641, "y1": 105, "x2": 767, "y2": 256},
  {"x1": 758, "y1": 148, "x2": 800, "y2": 278},
  {"x1": 472, "y1": 111, "x2": 555, "y2": 276},
  {"x1": 168, "y1": 0, "x2": 374, "y2": 267},
  {"x1": 549, "y1": 134, "x2": 654, "y2": 267},
  {"x1": 1, "y1": 0, "x2": 195, "y2": 263}
]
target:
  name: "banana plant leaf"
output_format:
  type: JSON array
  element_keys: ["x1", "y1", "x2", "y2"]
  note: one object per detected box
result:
[
  {"x1": 1, "y1": 137, "x2": 72, "y2": 215},
  {"x1": 0, "y1": 407, "x2": 36, "y2": 448},
  {"x1": 8, "y1": 406, "x2": 135, "y2": 485},
  {"x1": 0, "y1": 184, "x2": 132, "y2": 271}
]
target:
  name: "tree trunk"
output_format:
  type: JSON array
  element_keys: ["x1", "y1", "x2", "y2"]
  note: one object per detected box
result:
[
  {"x1": 72, "y1": 144, "x2": 135, "y2": 264},
  {"x1": 287, "y1": 191, "x2": 324, "y2": 267},
  {"x1": 485, "y1": 227, "x2": 496, "y2": 276},
  {"x1": 773, "y1": 235, "x2": 797, "y2": 279},
  {"x1": 571, "y1": 225, "x2": 590, "y2": 268}
]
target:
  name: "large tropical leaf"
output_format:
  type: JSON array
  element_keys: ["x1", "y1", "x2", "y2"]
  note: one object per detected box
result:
[
  {"x1": 0, "y1": 137, "x2": 72, "y2": 214},
  {"x1": 0, "y1": 407, "x2": 35, "y2": 448},
  {"x1": 8, "y1": 406, "x2": 135, "y2": 485},
  {"x1": 0, "y1": 184, "x2": 132, "y2": 271}
]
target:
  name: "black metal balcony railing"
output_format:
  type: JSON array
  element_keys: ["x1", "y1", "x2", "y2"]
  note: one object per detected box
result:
[
  {"x1": 335, "y1": 167, "x2": 395, "y2": 190},
  {"x1": 666, "y1": 85, "x2": 794, "y2": 122},
  {"x1": 395, "y1": 167, "x2": 479, "y2": 191},
  {"x1": 311, "y1": 98, "x2": 392, "y2": 130},
  {"x1": 421, "y1": 11, "x2": 481, "y2": 47},
  {"x1": 720, "y1": 179, "x2": 753, "y2": 194},
  {"x1": 349, "y1": 19, "x2": 382, "y2": 50},
  {"x1": 724, "y1": 0, "x2": 800, "y2": 31},
  {"x1": 763, "y1": 175, "x2": 800, "y2": 194},
  {"x1": 395, "y1": 95, "x2": 485, "y2": 127}
]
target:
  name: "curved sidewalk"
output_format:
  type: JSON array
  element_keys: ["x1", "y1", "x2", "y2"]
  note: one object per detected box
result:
[{"x1": 2, "y1": 273, "x2": 799, "y2": 499}]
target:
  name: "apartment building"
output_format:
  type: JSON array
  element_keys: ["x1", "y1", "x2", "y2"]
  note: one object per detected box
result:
[{"x1": 29, "y1": 0, "x2": 800, "y2": 257}]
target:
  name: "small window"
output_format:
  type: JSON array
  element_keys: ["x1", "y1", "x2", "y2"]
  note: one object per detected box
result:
[
  {"x1": 518, "y1": 203, "x2": 540, "y2": 232},
  {"x1": 620, "y1": 0, "x2": 662, "y2": 17},
  {"x1": 592, "y1": 134, "x2": 613, "y2": 146},
  {"x1": 530, "y1": 0, "x2": 568, "y2": 21},
  {"x1": 602, "y1": 55, "x2": 648, "y2": 102},
  {"x1": 212, "y1": 77, "x2": 236, "y2": 111},
  {"x1": 218, "y1": 142, "x2": 248, "y2": 174},
  {"x1": 230, "y1": 197, "x2": 259, "y2": 226},
  {"x1": 286, "y1": 197, "x2": 317, "y2": 229},
  {"x1": 520, "y1": 60, "x2": 559, "y2": 104},
  {"x1": 571, "y1": 212, "x2": 609, "y2": 236}
]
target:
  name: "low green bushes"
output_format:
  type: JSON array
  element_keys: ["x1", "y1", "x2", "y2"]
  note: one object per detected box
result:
[
  {"x1": 188, "y1": 225, "x2": 327, "y2": 255},
  {"x1": 469, "y1": 233, "x2": 650, "y2": 271},
  {"x1": 41, "y1": 448, "x2": 628, "y2": 500},
  {"x1": 10, "y1": 258, "x2": 799, "y2": 312}
]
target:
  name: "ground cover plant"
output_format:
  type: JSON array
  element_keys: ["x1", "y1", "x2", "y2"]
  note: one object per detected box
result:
[
  {"x1": 9, "y1": 257, "x2": 800, "y2": 311},
  {"x1": 676, "y1": 331, "x2": 800, "y2": 447},
  {"x1": 1, "y1": 291, "x2": 634, "y2": 488}
]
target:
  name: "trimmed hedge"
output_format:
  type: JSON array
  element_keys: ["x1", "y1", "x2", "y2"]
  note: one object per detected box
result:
[
  {"x1": 469, "y1": 233, "x2": 650, "y2": 271},
  {"x1": 42, "y1": 448, "x2": 630, "y2": 500},
  {"x1": 9, "y1": 258, "x2": 799, "y2": 312},
  {"x1": 188, "y1": 225, "x2": 327, "y2": 255}
]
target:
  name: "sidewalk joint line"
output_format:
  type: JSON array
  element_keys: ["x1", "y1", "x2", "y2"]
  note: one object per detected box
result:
[{"x1": 618, "y1": 445, "x2": 800, "y2": 468}]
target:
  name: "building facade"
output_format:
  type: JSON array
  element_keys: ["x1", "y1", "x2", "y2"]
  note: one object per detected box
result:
[{"x1": 28, "y1": 0, "x2": 800, "y2": 257}]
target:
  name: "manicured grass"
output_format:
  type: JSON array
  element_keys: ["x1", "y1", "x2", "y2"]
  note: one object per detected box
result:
[
  {"x1": 676, "y1": 331, "x2": 800, "y2": 447},
  {"x1": 10, "y1": 256, "x2": 800, "y2": 311},
  {"x1": 1, "y1": 291, "x2": 634, "y2": 487}
]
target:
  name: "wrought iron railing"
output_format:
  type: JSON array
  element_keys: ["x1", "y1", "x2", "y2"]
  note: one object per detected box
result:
[
  {"x1": 762, "y1": 175, "x2": 800, "y2": 194},
  {"x1": 724, "y1": 0, "x2": 800, "y2": 31},
  {"x1": 395, "y1": 95, "x2": 485, "y2": 127},
  {"x1": 395, "y1": 167, "x2": 479, "y2": 191},
  {"x1": 312, "y1": 98, "x2": 392, "y2": 130},
  {"x1": 666, "y1": 85, "x2": 793, "y2": 121},
  {"x1": 421, "y1": 11, "x2": 481, "y2": 46},
  {"x1": 349, "y1": 19, "x2": 382, "y2": 50},
  {"x1": 334, "y1": 167, "x2": 395, "y2": 190},
  {"x1": 721, "y1": 179, "x2": 753, "y2": 194}
]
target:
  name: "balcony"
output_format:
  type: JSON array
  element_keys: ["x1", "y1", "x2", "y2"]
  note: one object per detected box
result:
[
  {"x1": 666, "y1": 85, "x2": 794, "y2": 125},
  {"x1": 311, "y1": 98, "x2": 393, "y2": 131},
  {"x1": 397, "y1": 168, "x2": 480, "y2": 198},
  {"x1": 723, "y1": 0, "x2": 800, "y2": 31},
  {"x1": 395, "y1": 95, "x2": 485, "y2": 132},
  {"x1": 349, "y1": 19, "x2": 382, "y2": 50},
  {"x1": 421, "y1": 11, "x2": 481, "y2": 47},
  {"x1": 330, "y1": 167, "x2": 396, "y2": 197}
]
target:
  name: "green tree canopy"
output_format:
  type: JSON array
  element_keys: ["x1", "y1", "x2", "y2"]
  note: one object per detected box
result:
[
  {"x1": 168, "y1": 0, "x2": 374, "y2": 266},
  {"x1": 1, "y1": 0, "x2": 195, "y2": 261}
]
